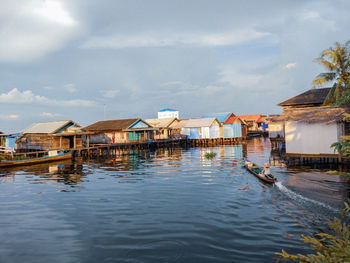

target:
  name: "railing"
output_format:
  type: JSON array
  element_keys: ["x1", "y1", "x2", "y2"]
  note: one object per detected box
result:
[{"x1": 0, "y1": 146, "x2": 12, "y2": 154}]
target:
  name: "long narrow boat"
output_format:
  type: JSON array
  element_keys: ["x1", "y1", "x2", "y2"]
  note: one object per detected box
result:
[
  {"x1": 0, "y1": 151, "x2": 72, "y2": 168},
  {"x1": 244, "y1": 159, "x2": 276, "y2": 184}
]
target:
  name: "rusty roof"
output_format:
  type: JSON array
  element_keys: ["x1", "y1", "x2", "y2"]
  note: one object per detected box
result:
[
  {"x1": 84, "y1": 119, "x2": 139, "y2": 131},
  {"x1": 278, "y1": 88, "x2": 331, "y2": 107},
  {"x1": 238, "y1": 114, "x2": 263, "y2": 122}
]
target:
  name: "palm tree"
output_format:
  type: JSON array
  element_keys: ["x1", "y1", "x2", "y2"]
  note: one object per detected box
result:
[{"x1": 312, "y1": 41, "x2": 350, "y2": 105}]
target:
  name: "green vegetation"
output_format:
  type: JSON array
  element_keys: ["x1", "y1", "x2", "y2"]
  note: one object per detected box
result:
[
  {"x1": 275, "y1": 201, "x2": 350, "y2": 262},
  {"x1": 312, "y1": 41, "x2": 350, "y2": 106},
  {"x1": 204, "y1": 152, "x2": 217, "y2": 159}
]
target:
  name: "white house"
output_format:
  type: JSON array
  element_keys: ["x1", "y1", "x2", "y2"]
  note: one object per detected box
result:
[
  {"x1": 280, "y1": 106, "x2": 349, "y2": 157},
  {"x1": 158, "y1": 109, "x2": 179, "y2": 119}
]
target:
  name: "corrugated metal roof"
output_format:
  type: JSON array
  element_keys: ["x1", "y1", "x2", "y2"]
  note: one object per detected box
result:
[
  {"x1": 22, "y1": 121, "x2": 73, "y2": 134},
  {"x1": 84, "y1": 119, "x2": 139, "y2": 131},
  {"x1": 183, "y1": 118, "x2": 218, "y2": 128},
  {"x1": 201, "y1": 112, "x2": 234, "y2": 123},
  {"x1": 238, "y1": 115, "x2": 262, "y2": 122},
  {"x1": 145, "y1": 118, "x2": 177, "y2": 128},
  {"x1": 224, "y1": 116, "x2": 246, "y2": 125},
  {"x1": 278, "y1": 88, "x2": 331, "y2": 106},
  {"x1": 173, "y1": 119, "x2": 188, "y2": 129}
]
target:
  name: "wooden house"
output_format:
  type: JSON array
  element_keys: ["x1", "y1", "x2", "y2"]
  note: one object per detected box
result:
[
  {"x1": 83, "y1": 118, "x2": 155, "y2": 145},
  {"x1": 279, "y1": 106, "x2": 349, "y2": 158},
  {"x1": 223, "y1": 116, "x2": 247, "y2": 138},
  {"x1": 145, "y1": 118, "x2": 179, "y2": 140},
  {"x1": 201, "y1": 112, "x2": 248, "y2": 139},
  {"x1": 16, "y1": 120, "x2": 83, "y2": 151},
  {"x1": 176, "y1": 118, "x2": 220, "y2": 139},
  {"x1": 238, "y1": 114, "x2": 266, "y2": 131}
]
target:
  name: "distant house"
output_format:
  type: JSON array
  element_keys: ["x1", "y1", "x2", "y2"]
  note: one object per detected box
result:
[
  {"x1": 83, "y1": 118, "x2": 155, "y2": 145},
  {"x1": 0, "y1": 133, "x2": 22, "y2": 153},
  {"x1": 238, "y1": 114, "x2": 266, "y2": 131},
  {"x1": 202, "y1": 112, "x2": 248, "y2": 139},
  {"x1": 223, "y1": 116, "x2": 248, "y2": 138},
  {"x1": 16, "y1": 120, "x2": 83, "y2": 150},
  {"x1": 145, "y1": 118, "x2": 179, "y2": 140},
  {"x1": 279, "y1": 106, "x2": 349, "y2": 157},
  {"x1": 278, "y1": 87, "x2": 331, "y2": 110},
  {"x1": 158, "y1": 109, "x2": 179, "y2": 119},
  {"x1": 176, "y1": 118, "x2": 220, "y2": 139}
]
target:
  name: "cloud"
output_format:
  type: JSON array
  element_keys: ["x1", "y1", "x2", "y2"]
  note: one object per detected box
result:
[
  {"x1": 284, "y1": 63, "x2": 296, "y2": 69},
  {"x1": 0, "y1": 0, "x2": 79, "y2": 62},
  {"x1": 218, "y1": 68, "x2": 263, "y2": 88},
  {"x1": 81, "y1": 29, "x2": 271, "y2": 49},
  {"x1": 0, "y1": 114, "x2": 20, "y2": 120},
  {"x1": 0, "y1": 88, "x2": 96, "y2": 107},
  {"x1": 64, "y1": 83, "x2": 77, "y2": 93},
  {"x1": 101, "y1": 89, "x2": 120, "y2": 98},
  {"x1": 40, "y1": 112, "x2": 61, "y2": 117}
]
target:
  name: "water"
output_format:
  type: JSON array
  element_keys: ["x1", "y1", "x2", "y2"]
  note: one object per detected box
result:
[{"x1": 0, "y1": 138, "x2": 348, "y2": 263}]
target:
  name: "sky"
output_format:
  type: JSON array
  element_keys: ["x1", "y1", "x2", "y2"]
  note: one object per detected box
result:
[{"x1": 0, "y1": 0, "x2": 350, "y2": 133}]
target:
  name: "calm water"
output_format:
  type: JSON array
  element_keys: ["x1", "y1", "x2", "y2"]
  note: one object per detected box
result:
[{"x1": 0, "y1": 138, "x2": 349, "y2": 263}]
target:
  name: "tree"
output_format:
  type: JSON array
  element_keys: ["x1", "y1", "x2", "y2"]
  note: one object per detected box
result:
[
  {"x1": 312, "y1": 41, "x2": 350, "y2": 106},
  {"x1": 275, "y1": 201, "x2": 350, "y2": 262}
]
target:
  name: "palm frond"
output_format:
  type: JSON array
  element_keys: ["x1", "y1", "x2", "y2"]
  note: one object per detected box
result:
[
  {"x1": 314, "y1": 58, "x2": 337, "y2": 71},
  {"x1": 312, "y1": 73, "x2": 336, "y2": 88}
]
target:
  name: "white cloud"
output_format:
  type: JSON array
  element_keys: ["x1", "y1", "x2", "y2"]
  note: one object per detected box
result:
[
  {"x1": 284, "y1": 62, "x2": 296, "y2": 69},
  {"x1": 0, "y1": 88, "x2": 96, "y2": 107},
  {"x1": 81, "y1": 29, "x2": 271, "y2": 49},
  {"x1": 0, "y1": 0, "x2": 78, "y2": 62},
  {"x1": 101, "y1": 89, "x2": 120, "y2": 98},
  {"x1": 33, "y1": 0, "x2": 77, "y2": 26},
  {"x1": 40, "y1": 112, "x2": 61, "y2": 117},
  {"x1": 64, "y1": 83, "x2": 77, "y2": 93},
  {"x1": 0, "y1": 114, "x2": 20, "y2": 120}
]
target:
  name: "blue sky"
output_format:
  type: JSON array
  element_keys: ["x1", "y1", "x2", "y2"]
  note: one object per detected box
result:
[{"x1": 0, "y1": 0, "x2": 350, "y2": 133}]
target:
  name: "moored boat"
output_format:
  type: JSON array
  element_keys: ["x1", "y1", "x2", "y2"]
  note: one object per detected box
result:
[
  {"x1": 0, "y1": 150, "x2": 72, "y2": 168},
  {"x1": 244, "y1": 159, "x2": 276, "y2": 184}
]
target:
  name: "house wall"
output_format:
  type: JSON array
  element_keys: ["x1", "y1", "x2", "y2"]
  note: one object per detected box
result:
[
  {"x1": 86, "y1": 130, "x2": 153, "y2": 145},
  {"x1": 209, "y1": 125, "x2": 220, "y2": 138},
  {"x1": 154, "y1": 128, "x2": 169, "y2": 140},
  {"x1": 285, "y1": 121, "x2": 339, "y2": 155},
  {"x1": 16, "y1": 134, "x2": 71, "y2": 150},
  {"x1": 223, "y1": 123, "x2": 242, "y2": 138},
  {"x1": 269, "y1": 122, "x2": 284, "y2": 138}
]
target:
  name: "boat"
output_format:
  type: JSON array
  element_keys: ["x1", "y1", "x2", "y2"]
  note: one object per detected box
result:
[
  {"x1": 0, "y1": 150, "x2": 72, "y2": 168},
  {"x1": 244, "y1": 159, "x2": 276, "y2": 184}
]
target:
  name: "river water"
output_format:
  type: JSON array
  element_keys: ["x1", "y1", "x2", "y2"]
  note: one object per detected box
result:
[{"x1": 0, "y1": 138, "x2": 348, "y2": 263}]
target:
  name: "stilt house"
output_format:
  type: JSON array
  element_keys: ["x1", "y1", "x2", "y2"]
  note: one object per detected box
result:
[
  {"x1": 83, "y1": 118, "x2": 155, "y2": 145},
  {"x1": 176, "y1": 118, "x2": 220, "y2": 139},
  {"x1": 238, "y1": 114, "x2": 266, "y2": 131},
  {"x1": 201, "y1": 112, "x2": 246, "y2": 139},
  {"x1": 145, "y1": 118, "x2": 179, "y2": 140},
  {"x1": 16, "y1": 120, "x2": 83, "y2": 150},
  {"x1": 277, "y1": 87, "x2": 350, "y2": 158}
]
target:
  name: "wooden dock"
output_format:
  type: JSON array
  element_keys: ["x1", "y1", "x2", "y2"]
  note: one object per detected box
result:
[{"x1": 71, "y1": 138, "x2": 245, "y2": 158}]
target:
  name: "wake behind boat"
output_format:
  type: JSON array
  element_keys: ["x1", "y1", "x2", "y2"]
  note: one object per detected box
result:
[
  {"x1": 0, "y1": 150, "x2": 72, "y2": 168},
  {"x1": 244, "y1": 159, "x2": 276, "y2": 184}
]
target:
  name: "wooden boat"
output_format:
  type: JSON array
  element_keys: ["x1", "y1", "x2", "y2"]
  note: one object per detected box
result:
[
  {"x1": 244, "y1": 159, "x2": 276, "y2": 184},
  {"x1": 0, "y1": 151, "x2": 72, "y2": 168}
]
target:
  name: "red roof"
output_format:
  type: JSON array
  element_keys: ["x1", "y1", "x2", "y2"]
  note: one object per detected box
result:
[
  {"x1": 256, "y1": 116, "x2": 266, "y2": 123},
  {"x1": 238, "y1": 114, "x2": 262, "y2": 122},
  {"x1": 224, "y1": 116, "x2": 242, "y2": 124}
]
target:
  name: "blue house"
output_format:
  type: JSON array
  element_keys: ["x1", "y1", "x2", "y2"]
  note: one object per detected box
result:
[{"x1": 201, "y1": 112, "x2": 245, "y2": 138}]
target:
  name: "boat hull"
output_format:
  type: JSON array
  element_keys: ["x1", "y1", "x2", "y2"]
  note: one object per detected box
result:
[
  {"x1": 0, "y1": 152, "x2": 72, "y2": 168},
  {"x1": 244, "y1": 160, "x2": 276, "y2": 184}
]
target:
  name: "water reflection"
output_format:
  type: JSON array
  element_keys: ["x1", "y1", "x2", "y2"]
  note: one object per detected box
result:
[{"x1": 0, "y1": 139, "x2": 349, "y2": 263}]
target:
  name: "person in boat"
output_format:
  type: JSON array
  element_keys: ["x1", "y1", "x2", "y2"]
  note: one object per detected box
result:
[{"x1": 263, "y1": 163, "x2": 272, "y2": 177}]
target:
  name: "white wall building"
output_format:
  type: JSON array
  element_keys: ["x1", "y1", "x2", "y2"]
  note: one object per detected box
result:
[{"x1": 158, "y1": 109, "x2": 179, "y2": 119}]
